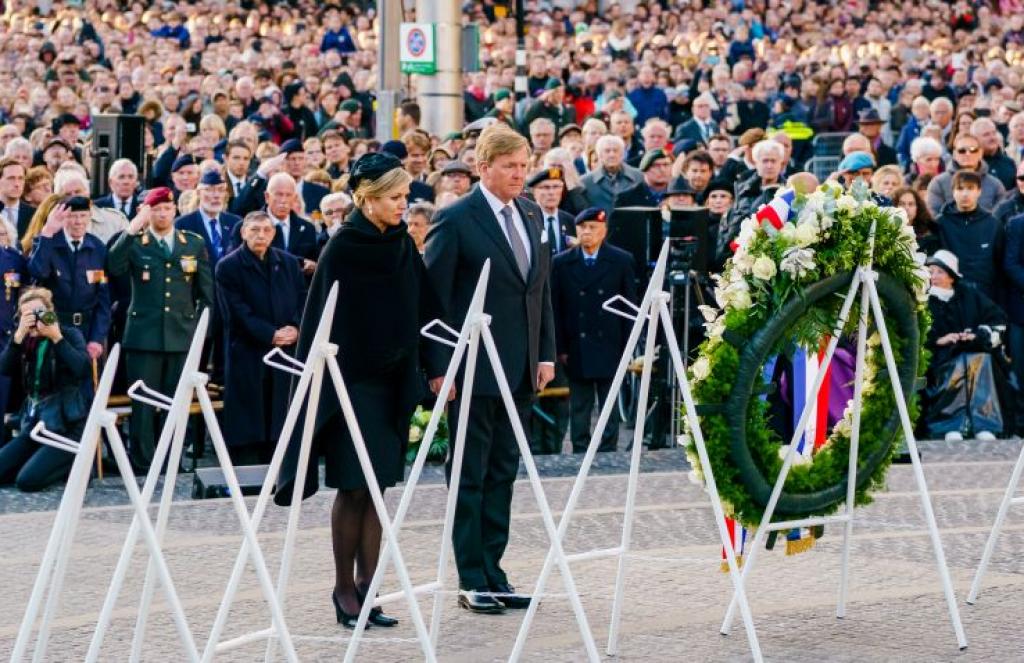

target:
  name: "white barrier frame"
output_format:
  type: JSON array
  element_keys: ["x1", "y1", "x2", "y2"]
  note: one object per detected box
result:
[
  {"x1": 11, "y1": 345, "x2": 201, "y2": 663},
  {"x1": 345, "y1": 259, "x2": 600, "y2": 662},
  {"x1": 509, "y1": 241, "x2": 761, "y2": 661},
  {"x1": 717, "y1": 224, "x2": 968, "y2": 655},
  {"x1": 84, "y1": 309, "x2": 298, "y2": 663},
  {"x1": 967, "y1": 440, "x2": 1024, "y2": 604}
]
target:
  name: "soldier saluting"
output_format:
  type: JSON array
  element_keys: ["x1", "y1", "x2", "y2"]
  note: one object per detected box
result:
[{"x1": 107, "y1": 187, "x2": 213, "y2": 470}]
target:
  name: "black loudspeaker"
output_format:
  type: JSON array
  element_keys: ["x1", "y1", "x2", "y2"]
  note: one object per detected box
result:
[{"x1": 90, "y1": 114, "x2": 146, "y2": 198}]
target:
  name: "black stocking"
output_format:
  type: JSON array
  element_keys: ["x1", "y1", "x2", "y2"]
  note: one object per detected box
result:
[
  {"x1": 355, "y1": 487, "x2": 384, "y2": 593},
  {"x1": 331, "y1": 487, "x2": 369, "y2": 614}
]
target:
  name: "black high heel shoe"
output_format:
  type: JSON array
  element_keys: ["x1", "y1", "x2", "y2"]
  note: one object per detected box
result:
[
  {"x1": 356, "y1": 588, "x2": 399, "y2": 627},
  {"x1": 332, "y1": 591, "x2": 366, "y2": 629}
]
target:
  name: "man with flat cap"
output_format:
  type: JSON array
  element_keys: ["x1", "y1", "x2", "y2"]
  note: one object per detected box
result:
[
  {"x1": 551, "y1": 207, "x2": 636, "y2": 453},
  {"x1": 107, "y1": 186, "x2": 213, "y2": 469},
  {"x1": 176, "y1": 170, "x2": 242, "y2": 381},
  {"x1": 440, "y1": 160, "x2": 474, "y2": 198},
  {"x1": 28, "y1": 195, "x2": 111, "y2": 361},
  {"x1": 614, "y1": 148, "x2": 673, "y2": 208}
]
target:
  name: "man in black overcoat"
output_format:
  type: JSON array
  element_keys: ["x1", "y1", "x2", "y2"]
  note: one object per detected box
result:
[
  {"x1": 216, "y1": 211, "x2": 304, "y2": 464},
  {"x1": 424, "y1": 125, "x2": 556, "y2": 613},
  {"x1": 551, "y1": 207, "x2": 637, "y2": 453}
]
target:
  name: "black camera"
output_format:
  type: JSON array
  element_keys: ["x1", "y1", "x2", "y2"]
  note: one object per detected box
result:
[{"x1": 33, "y1": 309, "x2": 57, "y2": 326}]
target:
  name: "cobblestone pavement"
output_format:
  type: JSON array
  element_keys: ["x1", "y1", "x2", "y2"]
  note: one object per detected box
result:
[{"x1": 2, "y1": 438, "x2": 1024, "y2": 661}]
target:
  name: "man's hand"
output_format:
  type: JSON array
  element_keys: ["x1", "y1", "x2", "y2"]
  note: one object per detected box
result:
[
  {"x1": 13, "y1": 310, "x2": 34, "y2": 344},
  {"x1": 272, "y1": 325, "x2": 299, "y2": 346},
  {"x1": 429, "y1": 376, "x2": 456, "y2": 402},
  {"x1": 36, "y1": 317, "x2": 62, "y2": 342},
  {"x1": 936, "y1": 332, "x2": 960, "y2": 346},
  {"x1": 40, "y1": 203, "x2": 69, "y2": 238},
  {"x1": 301, "y1": 259, "x2": 316, "y2": 275},
  {"x1": 537, "y1": 363, "x2": 555, "y2": 392},
  {"x1": 128, "y1": 204, "x2": 152, "y2": 234},
  {"x1": 86, "y1": 342, "x2": 103, "y2": 359},
  {"x1": 257, "y1": 152, "x2": 287, "y2": 178}
]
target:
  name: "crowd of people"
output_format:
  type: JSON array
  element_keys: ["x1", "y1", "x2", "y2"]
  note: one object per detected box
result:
[{"x1": 1, "y1": 0, "x2": 1024, "y2": 633}]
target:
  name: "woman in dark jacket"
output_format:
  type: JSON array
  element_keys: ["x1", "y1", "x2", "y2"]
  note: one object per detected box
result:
[
  {"x1": 0, "y1": 287, "x2": 89, "y2": 491},
  {"x1": 275, "y1": 152, "x2": 442, "y2": 628},
  {"x1": 894, "y1": 187, "x2": 941, "y2": 256}
]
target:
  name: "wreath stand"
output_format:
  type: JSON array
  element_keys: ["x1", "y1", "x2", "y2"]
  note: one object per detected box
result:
[
  {"x1": 11, "y1": 345, "x2": 203, "y2": 663},
  {"x1": 967, "y1": 439, "x2": 1024, "y2": 604},
  {"x1": 205, "y1": 262, "x2": 600, "y2": 662},
  {"x1": 81, "y1": 309, "x2": 299, "y2": 663},
  {"x1": 718, "y1": 224, "x2": 968, "y2": 656},
  {"x1": 510, "y1": 242, "x2": 761, "y2": 661}
]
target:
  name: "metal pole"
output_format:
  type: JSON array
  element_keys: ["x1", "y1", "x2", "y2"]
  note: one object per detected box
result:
[
  {"x1": 514, "y1": 0, "x2": 527, "y2": 102},
  {"x1": 377, "y1": 0, "x2": 402, "y2": 142},
  {"x1": 415, "y1": 0, "x2": 463, "y2": 136}
]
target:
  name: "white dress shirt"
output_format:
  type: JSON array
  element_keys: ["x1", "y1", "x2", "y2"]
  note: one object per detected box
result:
[
  {"x1": 478, "y1": 182, "x2": 532, "y2": 264},
  {"x1": 269, "y1": 211, "x2": 290, "y2": 247}
]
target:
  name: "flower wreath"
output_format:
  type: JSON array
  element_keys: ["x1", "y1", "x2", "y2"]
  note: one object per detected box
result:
[{"x1": 685, "y1": 181, "x2": 931, "y2": 529}]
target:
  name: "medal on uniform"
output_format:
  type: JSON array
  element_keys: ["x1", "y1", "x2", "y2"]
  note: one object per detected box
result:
[
  {"x1": 87, "y1": 269, "x2": 107, "y2": 284},
  {"x1": 141, "y1": 268, "x2": 150, "y2": 282},
  {"x1": 180, "y1": 255, "x2": 197, "y2": 274},
  {"x1": 3, "y1": 270, "x2": 18, "y2": 301}
]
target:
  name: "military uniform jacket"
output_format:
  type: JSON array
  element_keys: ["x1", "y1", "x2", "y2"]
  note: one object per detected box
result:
[
  {"x1": 107, "y1": 227, "x2": 214, "y2": 353},
  {"x1": 28, "y1": 230, "x2": 112, "y2": 345},
  {"x1": 551, "y1": 244, "x2": 637, "y2": 381}
]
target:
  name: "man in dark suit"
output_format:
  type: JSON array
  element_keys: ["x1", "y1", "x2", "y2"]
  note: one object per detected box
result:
[
  {"x1": 526, "y1": 166, "x2": 575, "y2": 454},
  {"x1": 381, "y1": 140, "x2": 435, "y2": 203},
  {"x1": 27, "y1": 196, "x2": 111, "y2": 362},
  {"x1": 614, "y1": 149, "x2": 673, "y2": 208},
  {"x1": 216, "y1": 211, "x2": 304, "y2": 464},
  {"x1": 231, "y1": 140, "x2": 329, "y2": 218},
  {"x1": 176, "y1": 170, "x2": 242, "y2": 382},
  {"x1": 424, "y1": 125, "x2": 555, "y2": 614},
  {"x1": 551, "y1": 207, "x2": 637, "y2": 453},
  {"x1": 93, "y1": 158, "x2": 141, "y2": 219},
  {"x1": 0, "y1": 157, "x2": 36, "y2": 239},
  {"x1": 673, "y1": 92, "x2": 719, "y2": 145},
  {"x1": 231, "y1": 172, "x2": 319, "y2": 278}
]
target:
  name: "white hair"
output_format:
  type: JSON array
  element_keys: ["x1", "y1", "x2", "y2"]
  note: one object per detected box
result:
[
  {"x1": 910, "y1": 136, "x2": 943, "y2": 162},
  {"x1": 108, "y1": 158, "x2": 138, "y2": 181},
  {"x1": 267, "y1": 171, "x2": 297, "y2": 193},
  {"x1": 595, "y1": 134, "x2": 625, "y2": 152},
  {"x1": 53, "y1": 168, "x2": 89, "y2": 195},
  {"x1": 320, "y1": 191, "x2": 352, "y2": 211},
  {"x1": 529, "y1": 117, "x2": 556, "y2": 134},
  {"x1": 930, "y1": 97, "x2": 953, "y2": 113},
  {"x1": 4, "y1": 137, "x2": 31, "y2": 157},
  {"x1": 752, "y1": 139, "x2": 784, "y2": 162}
]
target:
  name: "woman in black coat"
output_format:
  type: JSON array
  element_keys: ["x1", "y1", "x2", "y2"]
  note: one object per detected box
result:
[
  {"x1": 216, "y1": 212, "x2": 305, "y2": 464},
  {"x1": 275, "y1": 152, "x2": 442, "y2": 628}
]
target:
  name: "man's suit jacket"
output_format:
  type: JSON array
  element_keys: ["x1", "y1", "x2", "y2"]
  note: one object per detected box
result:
[
  {"x1": 229, "y1": 175, "x2": 329, "y2": 218},
  {"x1": 613, "y1": 180, "x2": 661, "y2": 208},
  {"x1": 538, "y1": 208, "x2": 576, "y2": 257},
  {"x1": 94, "y1": 193, "x2": 141, "y2": 220},
  {"x1": 579, "y1": 165, "x2": 643, "y2": 215},
  {"x1": 551, "y1": 244, "x2": 637, "y2": 381},
  {"x1": 175, "y1": 209, "x2": 242, "y2": 267},
  {"x1": 673, "y1": 117, "x2": 718, "y2": 145},
  {"x1": 424, "y1": 185, "x2": 555, "y2": 397},
  {"x1": 1, "y1": 202, "x2": 37, "y2": 240},
  {"x1": 229, "y1": 210, "x2": 319, "y2": 264}
]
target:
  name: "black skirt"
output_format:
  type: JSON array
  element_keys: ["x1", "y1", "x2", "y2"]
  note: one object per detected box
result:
[{"x1": 323, "y1": 354, "x2": 417, "y2": 491}]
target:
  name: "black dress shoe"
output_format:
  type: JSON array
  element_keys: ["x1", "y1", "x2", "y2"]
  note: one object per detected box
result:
[
  {"x1": 458, "y1": 588, "x2": 505, "y2": 613},
  {"x1": 331, "y1": 591, "x2": 367, "y2": 629},
  {"x1": 356, "y1": 588, "x2": 399, "y2": 627},
  {"x1": 490, "y1": 583, "x2": 532, "y2": 609}
]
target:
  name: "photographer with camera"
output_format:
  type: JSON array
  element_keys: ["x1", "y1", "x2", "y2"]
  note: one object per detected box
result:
[{"x1": 0, "y1": 287, "x2": 90, "y2": 492}]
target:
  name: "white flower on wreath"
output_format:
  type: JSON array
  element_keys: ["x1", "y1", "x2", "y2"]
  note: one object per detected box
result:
[
  {"x1": 751, "y1": 255, "x2": 777, "y2": 280},
  {"x1": 697, "y1": 304, "x2": 719, "y2": 323},
  {"x1": 821, "y1": 180, "x2": 844, "y2": 198},
  {"x1": 780, "y1": 247, "x2": 816, "y2": 278},
  {"x1": 794, "y1": 223, "x2": 818, "y2": 247},
  {"x1": 409, "y1": 425, "x2": 423, "y2": 443},
  {"x1": 691, "y1": 355, "x2": 711, "y2": 381},
  {"x1": 720, "y1": 277, "x2": 752, "y2": 310},
  {"x1": 891, "y1": 206, "x2": 910, "y2": 226},
  {"x1": 796, "y1": 206, "x2": 820, "y2": 230},
  {"x1": 836, "y1": 194, "x2": 858, "y2": 214},
  {"x1": 779, "y1": 223, "x2": 798, "y2": 241},
  {"x1": 804, "y1": 190, "x2": 827, "y2": 214},
  {"x1": 705, "y1": 316, "x2": 726, "y2": 342},
  {"x1": 733, "y1": 249, "x2": 755, "y2": 275}
]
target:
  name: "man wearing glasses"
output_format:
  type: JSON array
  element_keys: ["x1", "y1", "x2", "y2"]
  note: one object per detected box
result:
[
  {"x1": 926, "y1": 133, "x2": 1006, "y2": 217},
  {"x1": 317, "y1": 192, "x2": 353, "y2": 244}
]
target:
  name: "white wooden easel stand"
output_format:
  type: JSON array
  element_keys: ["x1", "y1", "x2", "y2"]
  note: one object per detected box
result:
[
  {"x1": 509, "y1": 241, "x2": 761, "y2": 661},
  {"x1": 967, "y1": 438, "x2": 1024, "y2": 604}
]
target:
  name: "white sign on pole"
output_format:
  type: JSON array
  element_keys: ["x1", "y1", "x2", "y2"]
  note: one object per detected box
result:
[{"x1": 400, "y1": 22, "x2": 436, "y2": 75}]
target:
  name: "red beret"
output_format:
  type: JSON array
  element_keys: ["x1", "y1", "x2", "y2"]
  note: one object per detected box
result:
[{"x1": 143, "y1": 187, "x2": 174, "y2": 207}]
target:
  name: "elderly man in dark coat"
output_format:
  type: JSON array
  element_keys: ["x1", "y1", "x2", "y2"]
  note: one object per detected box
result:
[
  {"x1": 216, "y1": 211, "x2": 305, "y2": 464},
  {"x1": 551, "y1": 206, "x2": 637, "y2": 453}
]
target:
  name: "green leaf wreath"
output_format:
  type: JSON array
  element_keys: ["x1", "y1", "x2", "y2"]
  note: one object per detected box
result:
[
  {"x1": 407, "y1": 406, "x2": 449, "y2": 464},
  {"x1": 685, "y1": 180, "x2": 932, "y2": 529}
]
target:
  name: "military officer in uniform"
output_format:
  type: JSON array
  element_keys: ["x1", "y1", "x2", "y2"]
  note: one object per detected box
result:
[
  {"x1": 551, "y1": 207, "x2": 636, "y2": 453},
  {"x1": 107, "y1": 187, "x2": 213, "y2": 469},
  {"x1": 28, "y1": 196, "x2": 111, "y2": 361}
]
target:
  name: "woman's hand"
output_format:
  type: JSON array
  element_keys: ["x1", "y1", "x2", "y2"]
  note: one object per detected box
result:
[{"x1": 13, "y1": 310, "x2": 34, "y2": 344}]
